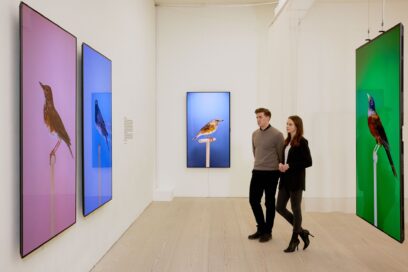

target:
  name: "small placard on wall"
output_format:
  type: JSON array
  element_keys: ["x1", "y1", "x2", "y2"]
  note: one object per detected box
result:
[{"x1": 124, "y1": 117, "x2": 134, "y2": 143}]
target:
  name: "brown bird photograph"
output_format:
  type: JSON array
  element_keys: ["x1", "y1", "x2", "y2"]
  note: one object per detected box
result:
[
  {"x1": 192, "y1": 119, "x2": 223, "y2": 141},
  {"x1": 39, "y1": 82, "x2": 74, "y2": 164}
]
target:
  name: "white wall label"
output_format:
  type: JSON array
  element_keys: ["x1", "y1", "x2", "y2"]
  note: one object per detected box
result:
[{"x1": 124, "y1": 117, "x2": 134, "y2": 143}]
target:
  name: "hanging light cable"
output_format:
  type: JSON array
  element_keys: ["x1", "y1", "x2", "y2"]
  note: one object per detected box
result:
[
  {"x1": 379, "y1": 0, "x2": 385, "y2": 33},
  {"x1": 366, "y1": 0, "x2": 371, "y2": 41}
]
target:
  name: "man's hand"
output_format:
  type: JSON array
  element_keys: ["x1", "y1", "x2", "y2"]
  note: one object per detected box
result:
[{"x1": 279, "y1": 163, "x2": 289, "y2": 172}]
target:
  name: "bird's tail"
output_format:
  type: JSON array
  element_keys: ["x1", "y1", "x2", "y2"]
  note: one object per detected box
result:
[
  {"x1": 105, "y1": 135, "x2": 110, "y2": 151},
  {"x1": 382, "y1": 141, "x2": 397, "y2": 177},
  {"x1": 67, "y1": 144, "x2": 74, "y2": 159}
]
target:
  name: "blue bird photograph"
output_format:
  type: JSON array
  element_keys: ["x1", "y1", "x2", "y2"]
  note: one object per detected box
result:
[
  {"x1": 187, "y1": 92, "x2": 230, "y2": 168},
  {"x1": 82, "y1": 43, "x2": 112, "y2": 216},
  {"x1": 92, "y1": 93, "x2": 112, "y2": 168}
]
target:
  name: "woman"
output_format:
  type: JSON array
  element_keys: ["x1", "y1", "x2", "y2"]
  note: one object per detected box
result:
[{"x1": 276, "y1": 115, "x2": 313, "y2": 253}]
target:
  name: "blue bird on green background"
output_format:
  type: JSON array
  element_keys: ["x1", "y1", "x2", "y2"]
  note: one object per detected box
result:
[
  {"x1": 95, "y1": 99, "x2": 109, "y2": 151},
  {"x1": 367, "y1": 94, "x2": 397, "y2": 177}
]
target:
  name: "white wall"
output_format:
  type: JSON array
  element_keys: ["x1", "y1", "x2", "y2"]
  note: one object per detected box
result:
[
  {"x1": 264, "y1": 0, "x2": 408, "y2": 211},
  {"x1": 0, "y1": 0, "x2": 156, "y2": 271},
  {"x1": 156, "y1": 0, "x2": 408, "y2": 214},
  {"x1": 155, "y1": 6, "x2": 274, "y2": 198}
]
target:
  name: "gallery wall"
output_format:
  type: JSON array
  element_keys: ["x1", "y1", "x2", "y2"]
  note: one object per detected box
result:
[
  {"x1": 155, "y1": 5, "x2": 274, "y2": 198},
  {"x1": 0, "y1": 0, "x2": 156, "y2": 271},
  {"x1": 263, "y1": 0, "x2": 408, "y2": 211},
  {"x1": 156, "y1": 0, "x2": 408, "y2": 216}
]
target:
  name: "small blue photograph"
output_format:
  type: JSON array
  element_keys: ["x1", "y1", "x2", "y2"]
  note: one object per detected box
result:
[
  {"x1": 82, "y1": 43, "x2": 112, "y2": 216},
  {"x1": 187, "y1": 92, "x2": 230, "y2": 168}
]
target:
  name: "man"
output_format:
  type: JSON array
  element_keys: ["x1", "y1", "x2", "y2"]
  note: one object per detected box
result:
[{"x1": 248, "y1": 108, "x2": 284, "y2": 242}]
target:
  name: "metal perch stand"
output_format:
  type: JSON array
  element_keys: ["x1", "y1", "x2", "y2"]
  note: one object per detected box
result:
[
  {"x1": 98, "y1": 144, "x2": 102, "y2": 205},
  {"x1": 373, "y1": 144, "x2": 380, "y2": 227},
  {"x1": 198, "y1": 137, "x2": 216, "y2": 168},
  {"x1": 50, "y1": 155, "x2": 56, "y2": 235}
]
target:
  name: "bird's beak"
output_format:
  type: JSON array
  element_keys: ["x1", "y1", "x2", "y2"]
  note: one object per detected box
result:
[
  {"x1": 39, "y1": 82, "x2": 44, "y2": 89},
  {"x1": 367, "y1": 93, "x2": 371, "y2": 100}
]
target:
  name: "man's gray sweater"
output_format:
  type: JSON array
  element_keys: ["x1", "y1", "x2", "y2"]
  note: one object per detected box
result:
[{"x1": 252, "y1": 125, "x2": 284, "y2": 171}]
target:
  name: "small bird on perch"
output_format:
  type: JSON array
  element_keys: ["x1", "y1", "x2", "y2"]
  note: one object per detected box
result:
[
  {"x1": 192, "y1": 119, "x2": 223, "y2": 141},
  {"x1": 367, "y1": 93, "x2": 397, "y2": 177},
  {"x1": 39, "y1": 82, "x2": 73, "y2": 164},
  {"x1": 95, "y1": 99, "x2": 110, "y2": 150}
]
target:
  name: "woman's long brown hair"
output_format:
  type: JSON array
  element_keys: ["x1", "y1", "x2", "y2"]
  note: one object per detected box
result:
[{"x1": 284, "y1": 115, "x2": 304, "y2": 147}]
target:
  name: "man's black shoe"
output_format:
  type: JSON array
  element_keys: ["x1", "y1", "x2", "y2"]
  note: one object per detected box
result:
[
  {"x1": 259, "y1": 233, "x2": 272, "y2": 243},
  {"x1": 248, "y1": 231, "x2": 262, "y2": 240}
]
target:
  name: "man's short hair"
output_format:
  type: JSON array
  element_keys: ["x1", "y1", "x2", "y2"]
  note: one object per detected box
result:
[{"x1": 255, "y1": 108, "x2": 271, "y2": 118}]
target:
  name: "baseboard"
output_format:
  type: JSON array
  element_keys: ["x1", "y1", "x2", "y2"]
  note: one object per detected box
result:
[
  {"x1": 151, "y1": 195, "x2": 408, "y2": 218},
  {"x1": 153, "y1": 188, "x2": 174, "y2": 201},
  {"x1": 303, "y1": 198, "x2": 355, "y2": 213},
  {"x1": 304, "y1": 198, "x2": 408, "y2": 219}
]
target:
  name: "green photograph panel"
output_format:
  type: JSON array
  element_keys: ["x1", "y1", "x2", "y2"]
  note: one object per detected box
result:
[{"x1": 356, "y1": 24, "x2": 404, "y2": 242}]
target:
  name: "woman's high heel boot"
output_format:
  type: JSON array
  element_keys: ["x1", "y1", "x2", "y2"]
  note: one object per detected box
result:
[
  {"x1": 299, "y1": 229, "x2": 314, "y2": 250},
  {"x1": 284, "y1": 232, "x2": 300, "y2": 253}
]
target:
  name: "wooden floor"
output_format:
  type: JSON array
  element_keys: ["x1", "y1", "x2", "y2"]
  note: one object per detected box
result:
[{"x1": 92, "y1": 198, "x2": 408, "y2": 272}]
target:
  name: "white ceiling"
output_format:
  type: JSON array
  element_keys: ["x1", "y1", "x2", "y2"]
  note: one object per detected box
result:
[{"x1": 155, "y1": 0, "x2": 278, "y2": 7}]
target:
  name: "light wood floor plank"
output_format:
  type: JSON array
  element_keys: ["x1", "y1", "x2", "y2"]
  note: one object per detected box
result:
[{"x1": 92, "y1": 198, "x2": 408, "y2": 272}]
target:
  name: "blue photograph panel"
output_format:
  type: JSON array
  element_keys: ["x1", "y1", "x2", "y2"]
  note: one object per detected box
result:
[
  {"x1": 187, "y1": 92, "x2": 230, "y2": 168},
  {"x1": 82, "y1": 43, "x2": 112, "y2": 216}
]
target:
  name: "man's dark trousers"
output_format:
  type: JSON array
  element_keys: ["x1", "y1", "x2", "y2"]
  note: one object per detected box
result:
[{"x1": 249, "y1": 170, "x2": 280, "y2": 235}]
